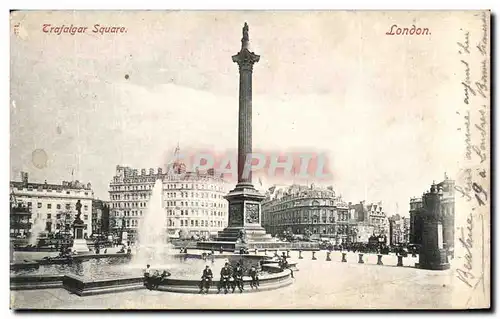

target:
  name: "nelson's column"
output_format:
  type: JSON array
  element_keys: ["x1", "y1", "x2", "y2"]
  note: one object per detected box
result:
[{"x1": 199, "y1": 23, "x2": 274, "y2": 251}]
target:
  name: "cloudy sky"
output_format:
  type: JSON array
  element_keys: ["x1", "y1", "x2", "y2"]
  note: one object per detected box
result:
[{"x1": 10, "y1": 11, "x2": 468, "y2": 215}]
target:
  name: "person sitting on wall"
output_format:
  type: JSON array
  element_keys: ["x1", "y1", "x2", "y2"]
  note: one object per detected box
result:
[
  {"x1": 198, "y1": 265, "x2": 213, "y2": 294},
  {"x1": 232, "y1": 262, "x2": 245, "y2": 293},
  {"x1": 151, "y1": 270, "x2": 168, "y2": 289},
  {"x1": 148, "y1": 270, "x2": 160, "y2": 289},
  {"x1": 219, "y1": 262, "x2": 232, "y2": 294},
  {"x1": 219, "y1": 246, "x2": 224, "y2": 254},
  {"x1": 249, "y1": 266, "x2": 259, "y2": 289},
  {"x1": 143, "y1": 264, "x2": 152, "y2": 289}
]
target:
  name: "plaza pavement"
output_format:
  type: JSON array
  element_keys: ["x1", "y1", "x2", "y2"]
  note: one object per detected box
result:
[{"x1": 10, "y1": 250, "x2": 456, "y2": 309}]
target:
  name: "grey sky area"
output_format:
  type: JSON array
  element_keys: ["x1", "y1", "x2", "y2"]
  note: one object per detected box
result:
[{"x1": 10, "y1": 11, "x2": 464, "y2": 214}]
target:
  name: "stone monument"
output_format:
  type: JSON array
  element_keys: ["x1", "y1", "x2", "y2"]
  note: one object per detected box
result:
[
  {"x1": 416, "y1": 184, "x2": 450, "y2": 270},
  {"x1": 198, "y1": 23, "x2": 275, "y2": 252},
  {"x1": 71, "y1": 200, "x2": 89, "y2": 253}
]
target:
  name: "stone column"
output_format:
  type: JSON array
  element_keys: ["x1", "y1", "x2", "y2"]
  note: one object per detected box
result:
[{"x1": 232, "y1": 23, "x2": 260, "y2": 187}]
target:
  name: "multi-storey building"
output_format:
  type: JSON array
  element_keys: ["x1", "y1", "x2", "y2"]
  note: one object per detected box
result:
[
  {"x1": 108, "y1": 163, "x2": 229, "y2": 241},
  {"x1": 350, "y1": 201, "x2": 389, "y2": 238},
  {"x1": 91, "y1": 199, "x2": 110, "y2": 236},
  {"x1": 410, "y1": 175, "x2": 455, "y2": 249},
  {"x1": 10, "y1": 192, "x2": 32, "y2": 238},
  {"x1": 409, "y1": 197, "x2": 423, "y2": 245},
  {"x1": 10, "y1": 172, "x2": 94, "y2": 239},
  {"x1": 261, "y1": 184, "x2": 353, "y2": 244},
  {"x1": 353, "y1": 223, "x2": 375, "y2": 243},
  {"x1": 388, "y1": 214, "x2": 409, "y2": 245}
]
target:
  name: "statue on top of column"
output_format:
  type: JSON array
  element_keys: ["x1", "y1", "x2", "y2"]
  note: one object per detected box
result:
[{"x1": 242, "y1": 22, "x2": 249, "y2": 41}]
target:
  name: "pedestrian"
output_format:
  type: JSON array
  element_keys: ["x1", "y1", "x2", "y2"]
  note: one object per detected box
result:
[
  {"x1": 249, "y1": 265, "x2": 259, "y2": 289},
  {"x1": 232, "y1": 262, "x2": 244, "y2": 293},
  {"x1": 219, "y1": 262, "x2": 232, "y2": 294},
  {"x1": 144, "y1": 264, "x2": 151, "y2": 289},
  {"x1": 199, "y1": 265, "x2": 213, "y2": 294}
]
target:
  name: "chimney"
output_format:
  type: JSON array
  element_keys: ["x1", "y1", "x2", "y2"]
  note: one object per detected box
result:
[
  {"x1": 141, "y1": 169, "x2": 146, "y2": 175},
  {"x1": 158, "y1": 168, "x2": 163, "y2": 175},
  {"x1": 149, "y1": 168, "x2": 154, "y2": 175}
]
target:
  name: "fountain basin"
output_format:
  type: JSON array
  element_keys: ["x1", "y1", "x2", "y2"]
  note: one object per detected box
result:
[
  {"x1": 157, "y1": 269, "x2": 294, "y2": 294},
  {"x1": 10, "y1": 274, "x2": 64, "y2": 290},
  {"x1": 63, "y1": 274, "x2": 148, "y2": 296},
  {"x1": 10, "y1": 252, "x2": 296, "y2": 296}
]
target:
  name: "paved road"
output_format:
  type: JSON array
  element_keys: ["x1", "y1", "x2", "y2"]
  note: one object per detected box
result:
[{"x1": 10, "y1": 250, "x2": 456, "y2": 309}]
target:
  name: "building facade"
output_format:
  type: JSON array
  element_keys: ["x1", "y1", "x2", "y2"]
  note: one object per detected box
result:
[
  {"x1": 10, "y1": 172, "x2": 94, "y2": 239},
  {"x1": 350, "y1": 201, "x2": 389, "y2": 239},
  {"x1": 409, "y1": 175, "x2": 455, "y2": 249},
  {"x1": 91, "y1": 199, "x2": 110, "y2": 236},
  {"x1": 108, "y1": 163, "x2": 229, "y2": 241},
  {"x1": 353, "y1": 223, "x2": 375, "y2": 243},
  {"x1": 388, "y1": 214, "x2": 409, "y2": 245},
  {"x1": 261, "y1": 184, "x2": 353, "y2": 244}
]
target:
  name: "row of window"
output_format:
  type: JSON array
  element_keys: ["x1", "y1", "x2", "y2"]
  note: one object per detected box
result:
[
  {"x1": 110, "y1": 184, "x2": 153, "y2": 192},
  {"x1": 41, "y1": 213, "x2": 88, "y2": 220},
  {"x1": 263, "y1": 210, "x2": 349, "y2": 222},
  {"x1": 174, "y1": 210, "x2": 226, "y2": 217},
  {"x1": 164, "y1": 201, "x2": 226, "y2": 208},
  {"x1": 166, "y1": 191, "x2": 224, "y2": 199},
  {"x1": 111, "y1": 193, "x2": 151, "y2": 200},
  {"x1": 111, "y1": 202, "x2": 147, "y2": 208},
  {"x1": 23, "y1": 201, "x2": 89, "y2": 211},
  {"x1": 113, "y1": 211, "x2": 143, "y2": 217},
  {"x1": 20, "y1": 187, "x2": 89, "y2": 196},
  {"x1": 124, "y1": 219, "x2": 139, "y2": 227},
  {"x1": 270, "y1": 225, "x2": 350, "y2": 234},
  {"x1": 264, "y1": 199, "x2": 341, "y2": 211},
  {"x1": 166, "y1": 183, "x2": 224, "y2": 192},
  {"x1": 110, "y1": 183, "x2": 224, "y2": 192},
  {"x1": 176, "y1": 219, "x2": 226, "y2": 228}
]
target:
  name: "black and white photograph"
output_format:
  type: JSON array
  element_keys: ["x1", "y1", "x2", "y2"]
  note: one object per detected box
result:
[{"x1": 9, "y1": 10, "x2": 490, "y2": 309}]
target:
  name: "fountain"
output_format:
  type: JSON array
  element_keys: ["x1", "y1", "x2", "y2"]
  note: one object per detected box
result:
[
  {"x1": 133, "y1": 179, "x2": 174, "y2": 266},
  {"x1": 28, "y1": 216, "x2": 45, "y2": 246}
]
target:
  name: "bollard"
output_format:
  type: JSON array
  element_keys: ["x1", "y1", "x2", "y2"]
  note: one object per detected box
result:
[
  {"x1": 254, "y1": 249, "x2": 258, "y2": 255},
  {"x1": 312, "y1": 251, "x2": 317, "y2": 260},
  {"x1": 264, "y1": 249, "x2": 267, "y2": 255},
  {"x1": 286, "y1": 250, "x2": 291, "y2": 258},
  {"x1": 358, "y1": 253, "x2": 364, "y2": 264},
  {"x1": 397, "y1": 255, "x2": 403, "y2": 267},
  {"x1": 326, "y1": 251, "x2": 331, "y2": 261},
  {"x1": 377, "y1": 254, "x2": 383, "y2": 265},
  {"x1": 298, "y1": 250, "x2": 303, "y2": 259},
  {"x1": 341, "y1": 252, "x2": 347, "y2": 262}
]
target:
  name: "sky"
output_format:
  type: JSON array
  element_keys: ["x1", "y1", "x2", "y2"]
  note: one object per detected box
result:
[{"x1": 10, "y1": 11, "x2": 467, "y2": 216}]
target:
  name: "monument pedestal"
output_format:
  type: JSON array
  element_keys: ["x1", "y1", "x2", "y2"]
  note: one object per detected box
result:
[
  {"x1": 198, "y1": 184, "x2": 277, "y2": 252},
  {"x1": 222, "y1": 185, "x2": 269, "y2": 236},
  {"x1": 197, "y1": 23, "x2": 289, "y2": 253},
  {"x1": 71, "y1": 222, "x2": 89, "y2": 253}
]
